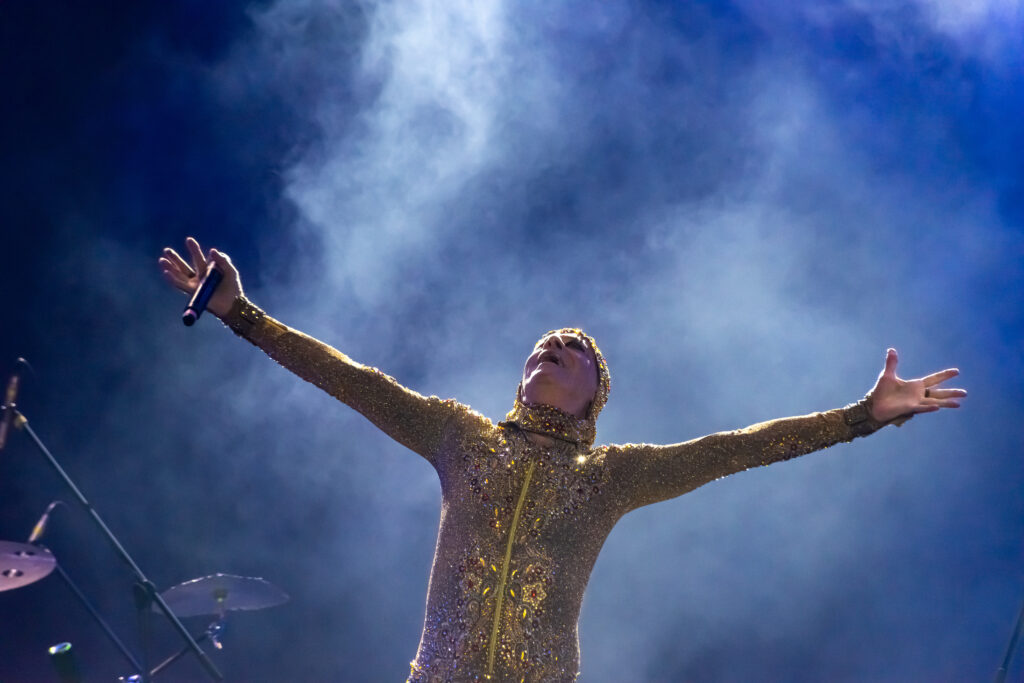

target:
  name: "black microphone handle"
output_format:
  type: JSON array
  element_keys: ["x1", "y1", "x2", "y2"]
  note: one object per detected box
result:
[{"x1": 182, "y1": 267, "x2": 224, "y2": 326}]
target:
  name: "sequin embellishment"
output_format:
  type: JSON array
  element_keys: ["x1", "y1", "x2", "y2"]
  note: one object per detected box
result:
[{"x1": 223, "y1": 301, "x2": 887, "y2": 683}]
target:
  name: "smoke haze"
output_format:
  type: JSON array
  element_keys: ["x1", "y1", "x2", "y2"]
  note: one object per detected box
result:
[{"x1": 1, "y1": 0, "x2": 1021, "y2": 680}]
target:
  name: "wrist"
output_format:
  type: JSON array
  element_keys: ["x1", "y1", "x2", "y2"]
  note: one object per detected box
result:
[
  {"x1": 842, "y1": 397, "x2": 887, "y2": 437},
  {"x1": 222, "y1": 295, "x2": 265, "y2": 338},
  {"x1": 843, "y1": 395, "x2": 913, "y2": 437},
  {"x1": 209, "y1": 284, "x2": 243, "y2": 319},
  {"x1": 210, "y1": 300, "x2": 233, "y2": 319}
]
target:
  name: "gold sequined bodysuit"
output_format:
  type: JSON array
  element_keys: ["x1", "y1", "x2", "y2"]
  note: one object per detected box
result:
[{"x1": 223, "y1": 298, "x2": 891, "y2": 683}]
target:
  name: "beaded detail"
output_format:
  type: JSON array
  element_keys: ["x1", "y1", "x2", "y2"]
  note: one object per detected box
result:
[
  {"x1": 221, "y1": 299, "x2": 892, "y2": 683},
  {"x1": 411, "y1": 424, "x2": 606, "y2": 683},
  {"x1": 502, "y1": 400, "x2": 594, "y2": 448},
  {"x1": 224, "y1": 295, "x2": 265, "y2": 337}
]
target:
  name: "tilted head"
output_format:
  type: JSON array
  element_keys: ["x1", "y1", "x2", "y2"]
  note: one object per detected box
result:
[{"x1": 505, "y1": 328, "x2": 611, "y2": 448}]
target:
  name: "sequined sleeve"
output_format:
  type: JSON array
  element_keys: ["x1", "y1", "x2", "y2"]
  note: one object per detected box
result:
[
  {"x1": 604, "y1": 402, "x2": 902, "y2": 512},
  {"x1": 222, "y1": 296, "x2": 462, "y2": 464}
]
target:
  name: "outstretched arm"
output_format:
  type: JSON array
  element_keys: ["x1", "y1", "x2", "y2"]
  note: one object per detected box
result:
[
  {"x1": 602, "y1": 349, "x2": 966, "y2": 512},
  {"x1": 158, "y1": 237, "x2": 463, "y2": 464}
]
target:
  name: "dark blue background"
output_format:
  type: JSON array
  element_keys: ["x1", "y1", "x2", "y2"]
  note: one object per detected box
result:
[{"x1": 2, "y1": 1, "x2": 1022, "y2": 680}]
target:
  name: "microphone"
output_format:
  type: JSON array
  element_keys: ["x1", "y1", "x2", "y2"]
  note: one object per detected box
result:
[
  {"x1": 0, "y1": 358, "x2": 28, "y2": 452},
  {"x1": 29, "y1": 501, "x2": 64, "y2": 545},
  {"x1": 182, "y1": 266, "x2": 223, "y2": 326}
]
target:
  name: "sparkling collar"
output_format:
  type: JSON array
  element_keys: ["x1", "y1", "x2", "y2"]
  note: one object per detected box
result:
[{"x1": 501, "y1": 399, "x2": 595, "y2": 450}]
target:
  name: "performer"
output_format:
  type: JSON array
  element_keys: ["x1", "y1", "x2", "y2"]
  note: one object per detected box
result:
[{"x1": 159, "y1": 237, "x2": 966, "y2": 683}]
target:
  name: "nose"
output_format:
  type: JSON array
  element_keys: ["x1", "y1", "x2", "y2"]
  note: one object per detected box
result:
[{"x1": 542, "y1": 336, "x2": 564, "y2": 351}]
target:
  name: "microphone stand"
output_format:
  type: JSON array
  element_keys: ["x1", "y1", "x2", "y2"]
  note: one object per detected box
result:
[{"x1": 8, "y1": 408, "x2": 223, "y2": 682}]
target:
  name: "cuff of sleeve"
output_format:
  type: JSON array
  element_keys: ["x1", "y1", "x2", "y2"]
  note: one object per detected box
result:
[
  {"x1": 223, "y1": 295, "x2": 265, "y2": 339},
  {"x1": 842, "y1": 397, "x2": 913, "y2": 438}
]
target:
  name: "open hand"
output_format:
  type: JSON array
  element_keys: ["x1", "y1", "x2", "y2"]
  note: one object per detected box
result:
[
  {"x1": 158, "y1": 237, "x2": 242, "y2": 318},
  {"x1": 868, "y1": 348, "x2": 967, "y2": 423}
]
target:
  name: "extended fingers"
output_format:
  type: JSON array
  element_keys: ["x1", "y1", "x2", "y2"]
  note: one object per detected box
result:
[
  {"x1": 161, "y1": 248, "x2": 196, "y2": 277},
  {"x1": 159, "y1": 257, "x2": 193, "y2": 292},
  {"x1": 207, "y1": 248, "x2": 237, "y2": 278},
  {"x1": 922, "y1": 397, "x2": 962, "y2": 409},
  {"x1": 922, "y1": 368, "x2": 959, "y2": 387},
  {"x1": 185, "y1": 237, "x2": 208, "y2": 275},
  {"x1": 883, "y1": 348, "x2": 898, "y2": 377},
  {"x1": 925, "y1": 388, "x2": 967, "y2": 399},
  {"x1": 920, "y1": 379, "x2": 966, "y2": 411}
]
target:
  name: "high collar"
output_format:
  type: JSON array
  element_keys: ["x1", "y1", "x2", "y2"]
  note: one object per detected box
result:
[{"x1": 501, "y1": 398, "x2": 595, "y2": 450}]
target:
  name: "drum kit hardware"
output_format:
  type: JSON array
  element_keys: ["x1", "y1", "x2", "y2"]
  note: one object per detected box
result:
[
  {"x1": 144, "y1": 574, "x2": 289, "y2": 679},
  {"x1": 0, "y1": 359, "x2": 289, "y2": 681},
  {"x1": 157, "y1": 573, "x2": 290, "y2": 618},
  {"x1": 1, "y1": 533, "x2": 289, "y2": 682},
  {"x1": 0, "y1": 540, "x2": 56, "y2": 590},
  {"x1": 2, "y1": 549, "x2": 289, "y2": 680}
]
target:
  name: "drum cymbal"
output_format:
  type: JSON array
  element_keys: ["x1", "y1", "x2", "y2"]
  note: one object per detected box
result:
[
  {"x1": 158, "y1": 573, "x2": 289, "y2": 617},
  {"x1": 0, "y1": 541, "x2": 56, "y2": 592}
]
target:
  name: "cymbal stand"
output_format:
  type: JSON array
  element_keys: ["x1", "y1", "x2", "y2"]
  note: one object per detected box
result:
[
  {"x1": 44, "y1": 551, "x2": 143, "y2": 673},
  {"x1": 150, "y1": 618, "x2": 225, "y2": 679},
  {"x1": 9, "y1": 408, "x2": 222, "y2": 682}
]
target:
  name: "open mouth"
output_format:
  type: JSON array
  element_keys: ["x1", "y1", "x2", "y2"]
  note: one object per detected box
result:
[{"x1": 538, "y1": 350, "x2": 562, "y2": 367}]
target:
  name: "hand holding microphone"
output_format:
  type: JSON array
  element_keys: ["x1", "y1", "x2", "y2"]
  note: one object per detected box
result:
[
  {"x1": 158, "y1": 237, "x2": 242, "y2": 322},
  {"x1": 182, "y1": 267, "x2": 223, "y2": 325}
]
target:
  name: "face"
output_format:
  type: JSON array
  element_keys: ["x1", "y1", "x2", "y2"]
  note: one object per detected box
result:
[{"x1": 521, "y1": 331, "x2": 600, "y2": 419}]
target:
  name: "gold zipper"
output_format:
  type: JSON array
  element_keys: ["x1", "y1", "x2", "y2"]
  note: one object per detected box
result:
[{"x1": 486, "y1": 458, "x2": 537, "y2": 677}]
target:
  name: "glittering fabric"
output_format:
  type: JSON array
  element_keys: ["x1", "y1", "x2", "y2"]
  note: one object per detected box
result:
[
  {"x1": 223, "y1": 297, "x2": 890, "y2": 683},
  {"x1": 503, "y1": 400, "x2": 593, "y2": 448}
]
